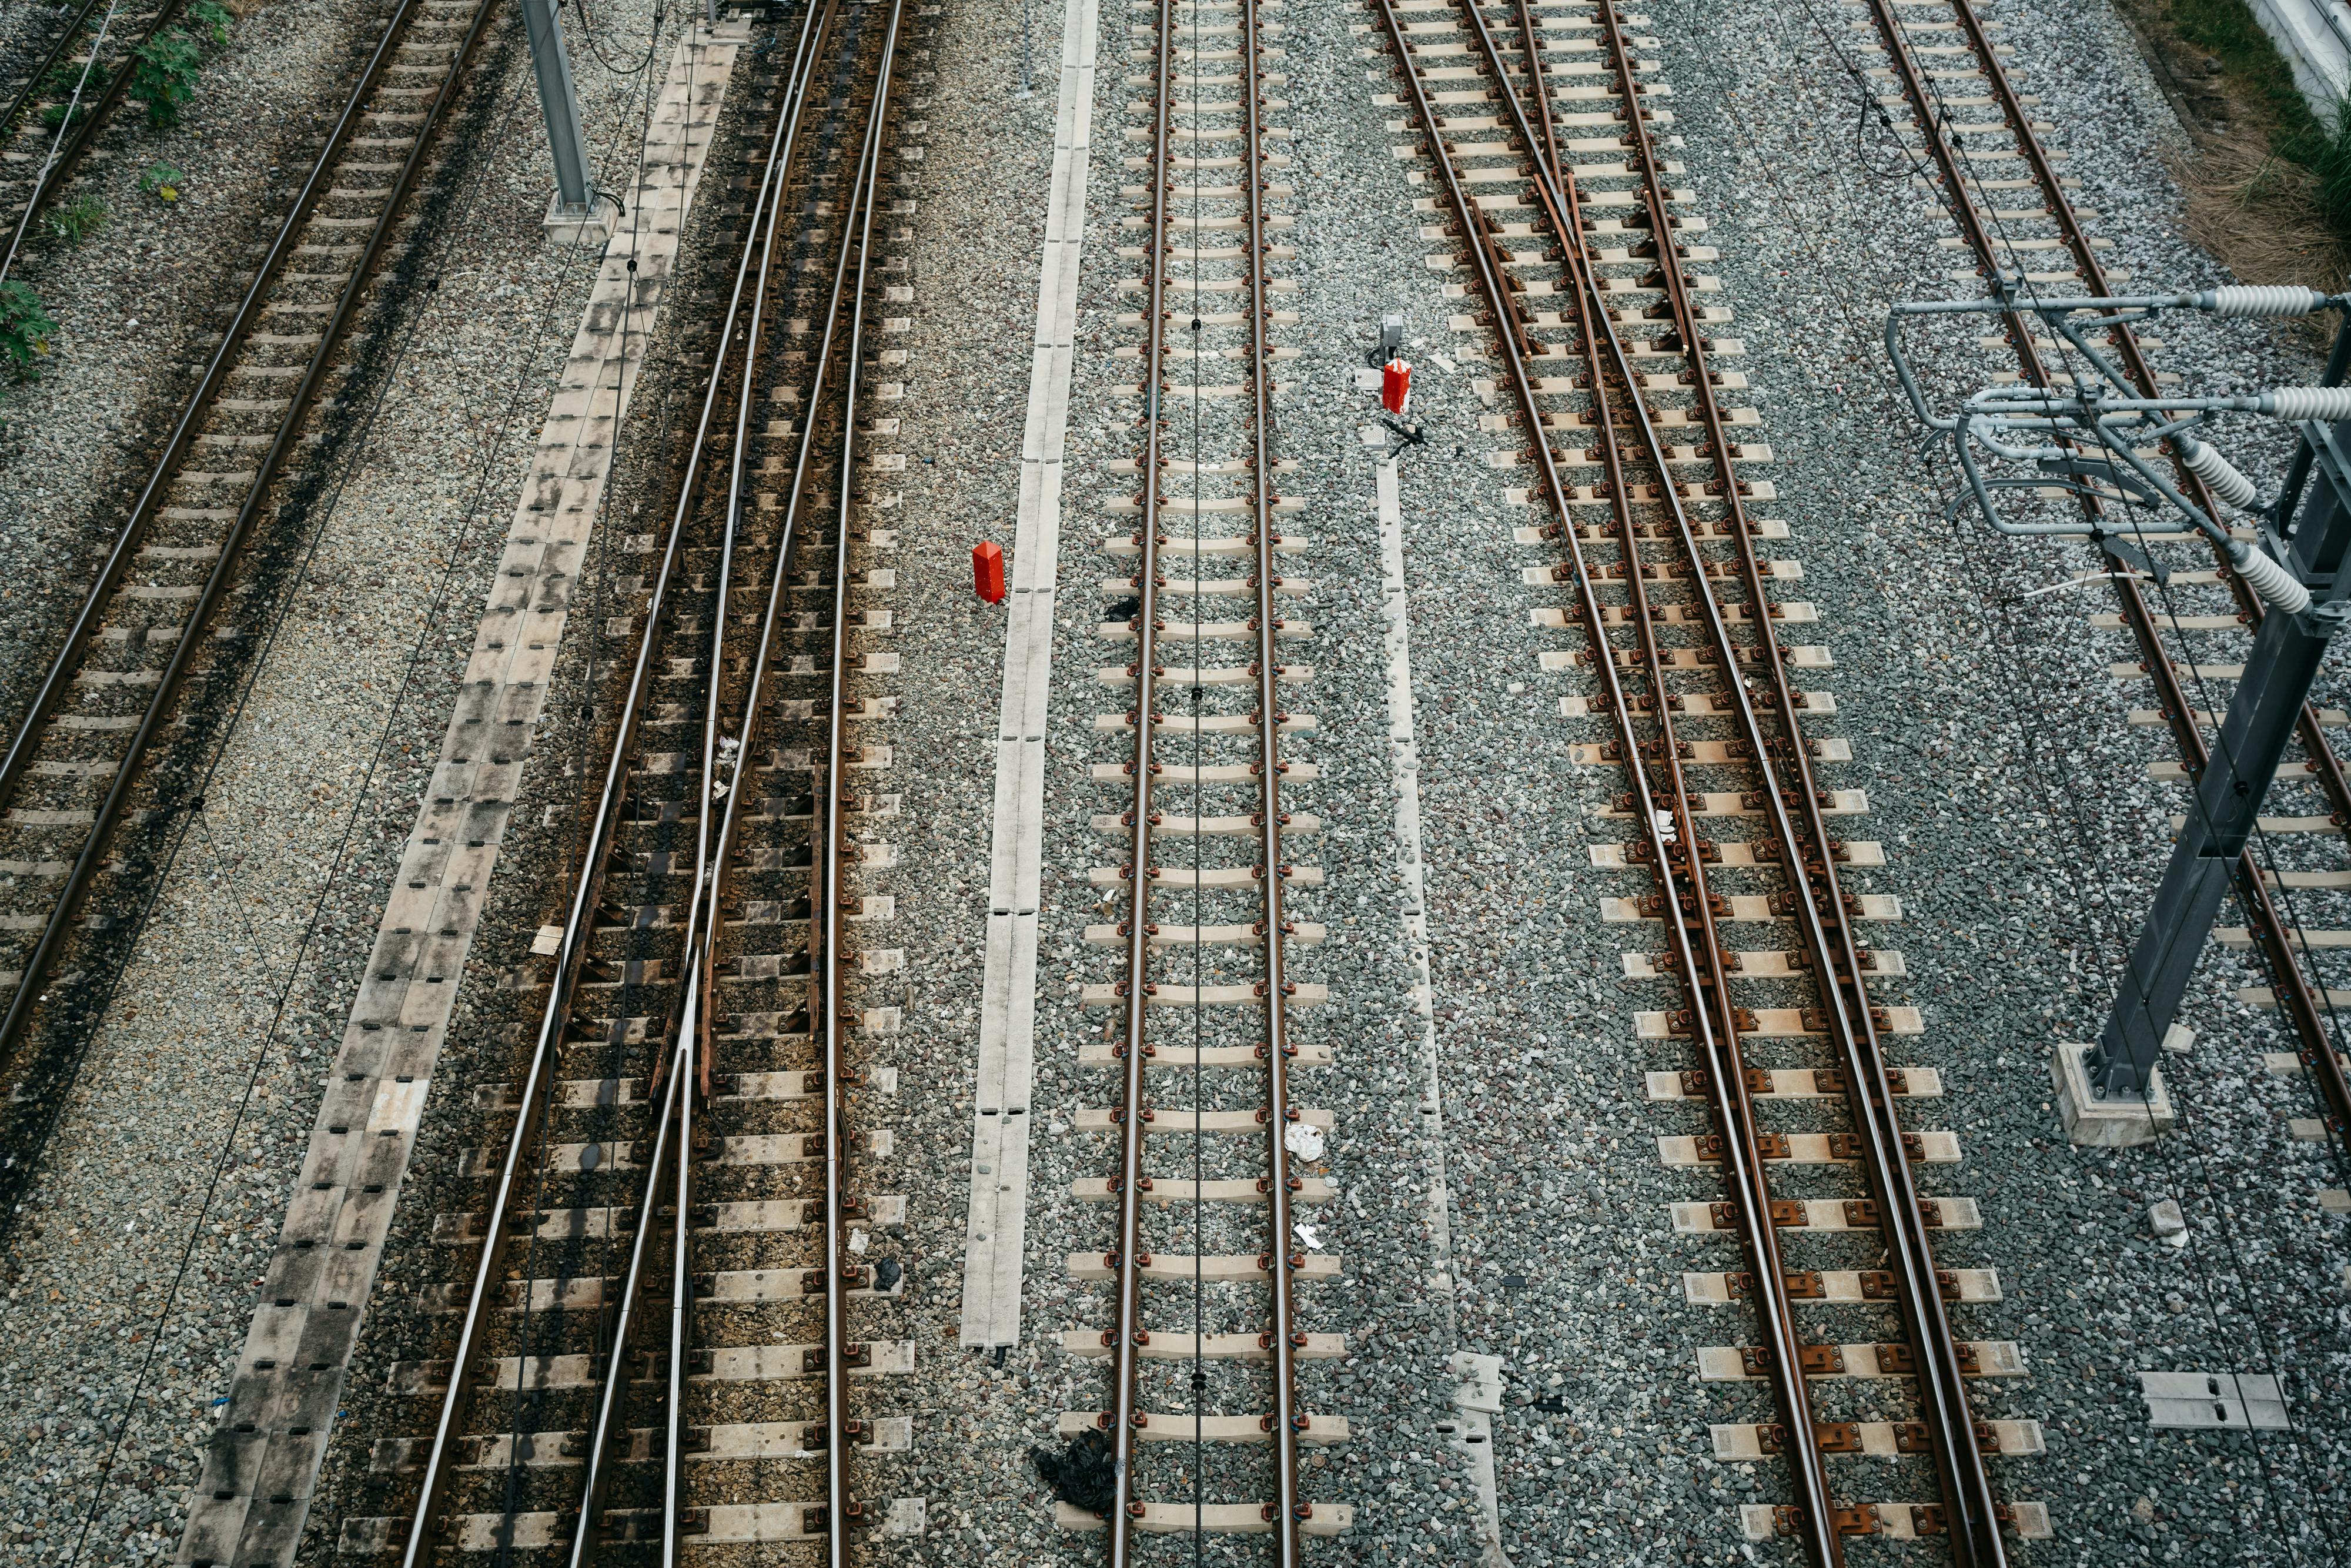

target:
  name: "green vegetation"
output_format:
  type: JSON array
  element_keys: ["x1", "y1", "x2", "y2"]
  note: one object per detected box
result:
[
  {"x1": 2169, "y1": 0, "x2": 2320, "y2": 132},
  {"x1": 188, "y1": 0, "x2": 233, "y2": 49},
  {"x1": 38, "y1": 61, "x2": 108, "y2": 128},
  {"x1": 131, "y1": 29, "x2": 202, "y2": 128},
  {"x1": 128, "y1": 0, "x2": 236, "y2": 128},
  {"x1": 0, "y1": 283, "x2": 58, "y2": 380},
  {"x1": 2304, "y1": 97, "x2": 2351, "y2": 238},
  {"x1": 139, "y1": 162, "x2": 185, "y2": 202},
  {"x1": 42, "y1": 192, "x2": 106, "y2": 245}
]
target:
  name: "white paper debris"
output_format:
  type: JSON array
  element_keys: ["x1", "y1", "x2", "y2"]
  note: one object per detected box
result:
[
  {"x1": 1283, "y1": 1120, "x2": 1325, "y2": 1161},
  {"x1": 1293, "y1": 1220, "x2": 1323, "y2": 1251},
  {"x1": 848, "y1": 1229, "x2": 869, "y2": 1254},
  {"x1": 1652, "y1": 808, "x2": 1677, "y2": 840}
]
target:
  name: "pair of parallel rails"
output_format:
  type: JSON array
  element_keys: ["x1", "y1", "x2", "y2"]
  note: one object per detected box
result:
[
  {"x1": 0, "y1": 0, "x2": 193, "y2": 279},
  {"x1": 0, "y1": 0, "x2": 494, "y2": 1203},
  {"x1": 1370, "y1": 0, "x2": 2039, "y2": 1559},
  {"x1": 1856, "y1": 0, "x2": 2351, "y2": 1165},
  {"x1": 1071, "y1": 0, "x2": 1333, "y2": 1554},
  {"x1": 399, "y1": 0, "x2": 917, "y2": 1559}
]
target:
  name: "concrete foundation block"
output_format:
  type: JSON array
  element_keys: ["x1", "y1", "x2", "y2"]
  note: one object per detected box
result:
[
  {"x1": 543, "y1": 192, "x2": 611, "y2": 248},
  {"x1": 2052, "y1": 1042, "x2": 2176, "y2": 1148}
]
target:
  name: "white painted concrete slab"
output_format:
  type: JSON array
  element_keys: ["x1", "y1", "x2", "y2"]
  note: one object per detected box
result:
[
  {"x1": 175, "y1": 24, "x2": 748, "y2": 1567},
  {"x1": 958, "y1": 0, "x2": 1106, "y2": 1351}
]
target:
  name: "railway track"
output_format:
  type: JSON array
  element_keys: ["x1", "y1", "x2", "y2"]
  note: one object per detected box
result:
[
  {"x1": 1855, "y1": 0, "x2": 2351, "y2": 1176},
  {"x1": 1364, "y1": 0, "x2": 2049, "y2": 1556},
  {"x1": 392, "y1": 0, "x2": 924, "y2": 1556},
  {"x1": 1048, "y1": 0, "x2": 1352, "y2": 1550},
  {"x1": 0, "y1": 0, "x2": 496, "y2": 1200},
  {"x1": 0, "y1": 0, "x2": 195, "y2": 281}
]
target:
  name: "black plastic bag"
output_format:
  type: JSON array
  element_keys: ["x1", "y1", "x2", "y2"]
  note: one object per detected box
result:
[{"x1": 1031, "y1": 1426, "x2": 1116, "y2": 1514}]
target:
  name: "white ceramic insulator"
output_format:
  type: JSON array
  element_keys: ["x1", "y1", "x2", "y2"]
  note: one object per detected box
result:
[
  {"x1": 2264, "y1": 386, "x2": 2351, "y2": 422},
  {"x1": 2229, "y1": 540, "x2": 2312, "y2": 614},
  {"x1": 2175, "y1": 435, "x2": 2261, "y2": 511},
  {"x1": 2202, "y1": 286, "x2": 2330, "y2": 317}
]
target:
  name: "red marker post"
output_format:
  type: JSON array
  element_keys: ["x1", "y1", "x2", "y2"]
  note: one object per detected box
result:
[
  {"x1": 1381, "y1": 357, "x2": 1412, "y2": 416},
  {"x1": 973, "y1": 539, "x2": 1006, "y2": 604}
]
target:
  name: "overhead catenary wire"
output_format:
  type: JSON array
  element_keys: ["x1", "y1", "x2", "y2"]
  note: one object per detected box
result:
[
  {"x1": 1186, "y1": 0, "x2": 1205, "y2": 1553},
  {"x1": 1874, "y1": 0, "x2": 2351, "y2": 1370},
  {"x1": 0, "y1": 0, "x2": 123, "y2": 289},
  {"x1": 1862, "y1": 8, "x2": 2344, "y2": 1549}
]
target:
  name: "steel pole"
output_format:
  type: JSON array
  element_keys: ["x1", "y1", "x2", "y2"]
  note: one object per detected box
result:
[
  {"x1": 521, "y1": 0, "x2": 594, "y2": 214},
  {"x1": 2091, "y1": 416, "x2": 2351, "y2": 1094}
]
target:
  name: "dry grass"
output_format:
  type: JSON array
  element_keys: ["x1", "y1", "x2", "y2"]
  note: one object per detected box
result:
[
  {"x1": 2113, "y1": 0, "x2": 2350, "y2": 332},
  {"x1": 2171, "y1": 129, "x2": 2350, "y2": 300}
]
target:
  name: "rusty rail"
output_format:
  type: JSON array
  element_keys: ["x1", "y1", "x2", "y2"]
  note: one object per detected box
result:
[
  {"x1": 1101, "y1": 0, "x2": 1177, "y2": 1546},
  {"x1": 0, "y1": 0, "x2": 494, "y2": 1186},
  {"x1": 1380, "y1": 0, "x2": 2024, "y2": 1555},
  {"x1": 1102, "y1": 0, "x2": 1309, "y2": 1550},
  {"x1": 394, "y1": 0, "x2": 908, "y2": 1556}
]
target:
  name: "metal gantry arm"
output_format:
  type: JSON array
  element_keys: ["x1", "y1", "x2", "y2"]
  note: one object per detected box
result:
[
  {"x1": 1887, "y1": 287, "x2": 2351, "y2": 567},
  {"x1": 1890, "y1": 286, "x2": 2351, "y2": 1102}
]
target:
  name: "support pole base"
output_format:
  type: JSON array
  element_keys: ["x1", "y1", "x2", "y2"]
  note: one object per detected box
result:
[
  {"x1": 544, "y1": 192, "x2": 610, "y2": 248},
  {"x1": 2051, "y1": 1042, "x2": 2177, "y2": 1148}
]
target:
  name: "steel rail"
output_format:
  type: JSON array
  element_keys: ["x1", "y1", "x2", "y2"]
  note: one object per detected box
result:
[
  {"x1": 570, "y1": 5, "x2": 905, "y2": 1555},
  {"x1": 1860, "y1": 0, "x2": 2351, "y2": 1144},
  {"x1": 0, "y1": 0, "x2": 492, "y2": 1131},
  {"x1": 0, "y1": 0, "x2": 110, "y2": 145},
  {"x1": 1506, "y1": 0, "x2": 1558, "y2": 195},
  {"x1": 0, "y1": 0, "x2": 413, "y2": 817},
  {"x1": 1490, "y1": 0, "x2": 1857, "y2": 1550},
  {"x1": 393, "y1": 12, "x2": 836, "y2": 1555},
  {"x1": 1370, "y1": 0, "x2": 1840, "y2": 1560},
  {"x1": 546, "y1": 5, "x2": 849, "y2": 1560},
  {"x1": 1457, "y1": 0, "x2": 2008, "y2": 1550},
  {"x1": 1559, "y1": 1, "x2": 2009, "y2": 1556},
  {"x1": 813, "y1": 1, "x2": 904, "y2": 1549},
  {"x1": 0, "y1": 0, "x2": 192, "y2": 284},
  {"x1": 1239, "y1": 0, "x2": 1305, "y2": 1549},
  {"x1": 1105, "y1": 0, "x2": 1176, "y2": 1549}
]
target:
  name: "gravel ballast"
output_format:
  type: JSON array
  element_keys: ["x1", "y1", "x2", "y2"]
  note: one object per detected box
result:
[
  {"x1": 6, "y1": 0, "x2": 2348, "y2": 1560},
  {"x1": 0, "y1": 0, "x2": 705, "y2": 1557}
]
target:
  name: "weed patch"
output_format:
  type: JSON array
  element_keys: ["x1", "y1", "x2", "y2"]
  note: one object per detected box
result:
[
  {"x1": 0, "y1": 283, "x2": 58, "y2": 380},
  {"x1": 41, "y1": 193, "x2": 106, "y2": 245},
  {"x1": 129, "y1": 0, "x2": 233, "y2": 129},
  {"x1": 37, "y1": 60, "x2": 108, "y2": 128},
  {"x1": 132, "y1": 29, "x2": 202, "y2": 128},
  {"x1": 188, "y1": 0, "x2": 233, "y2": 48},
  {"x1": 2120, "y1": 0, "x2": 2351, "y2": 302}
]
